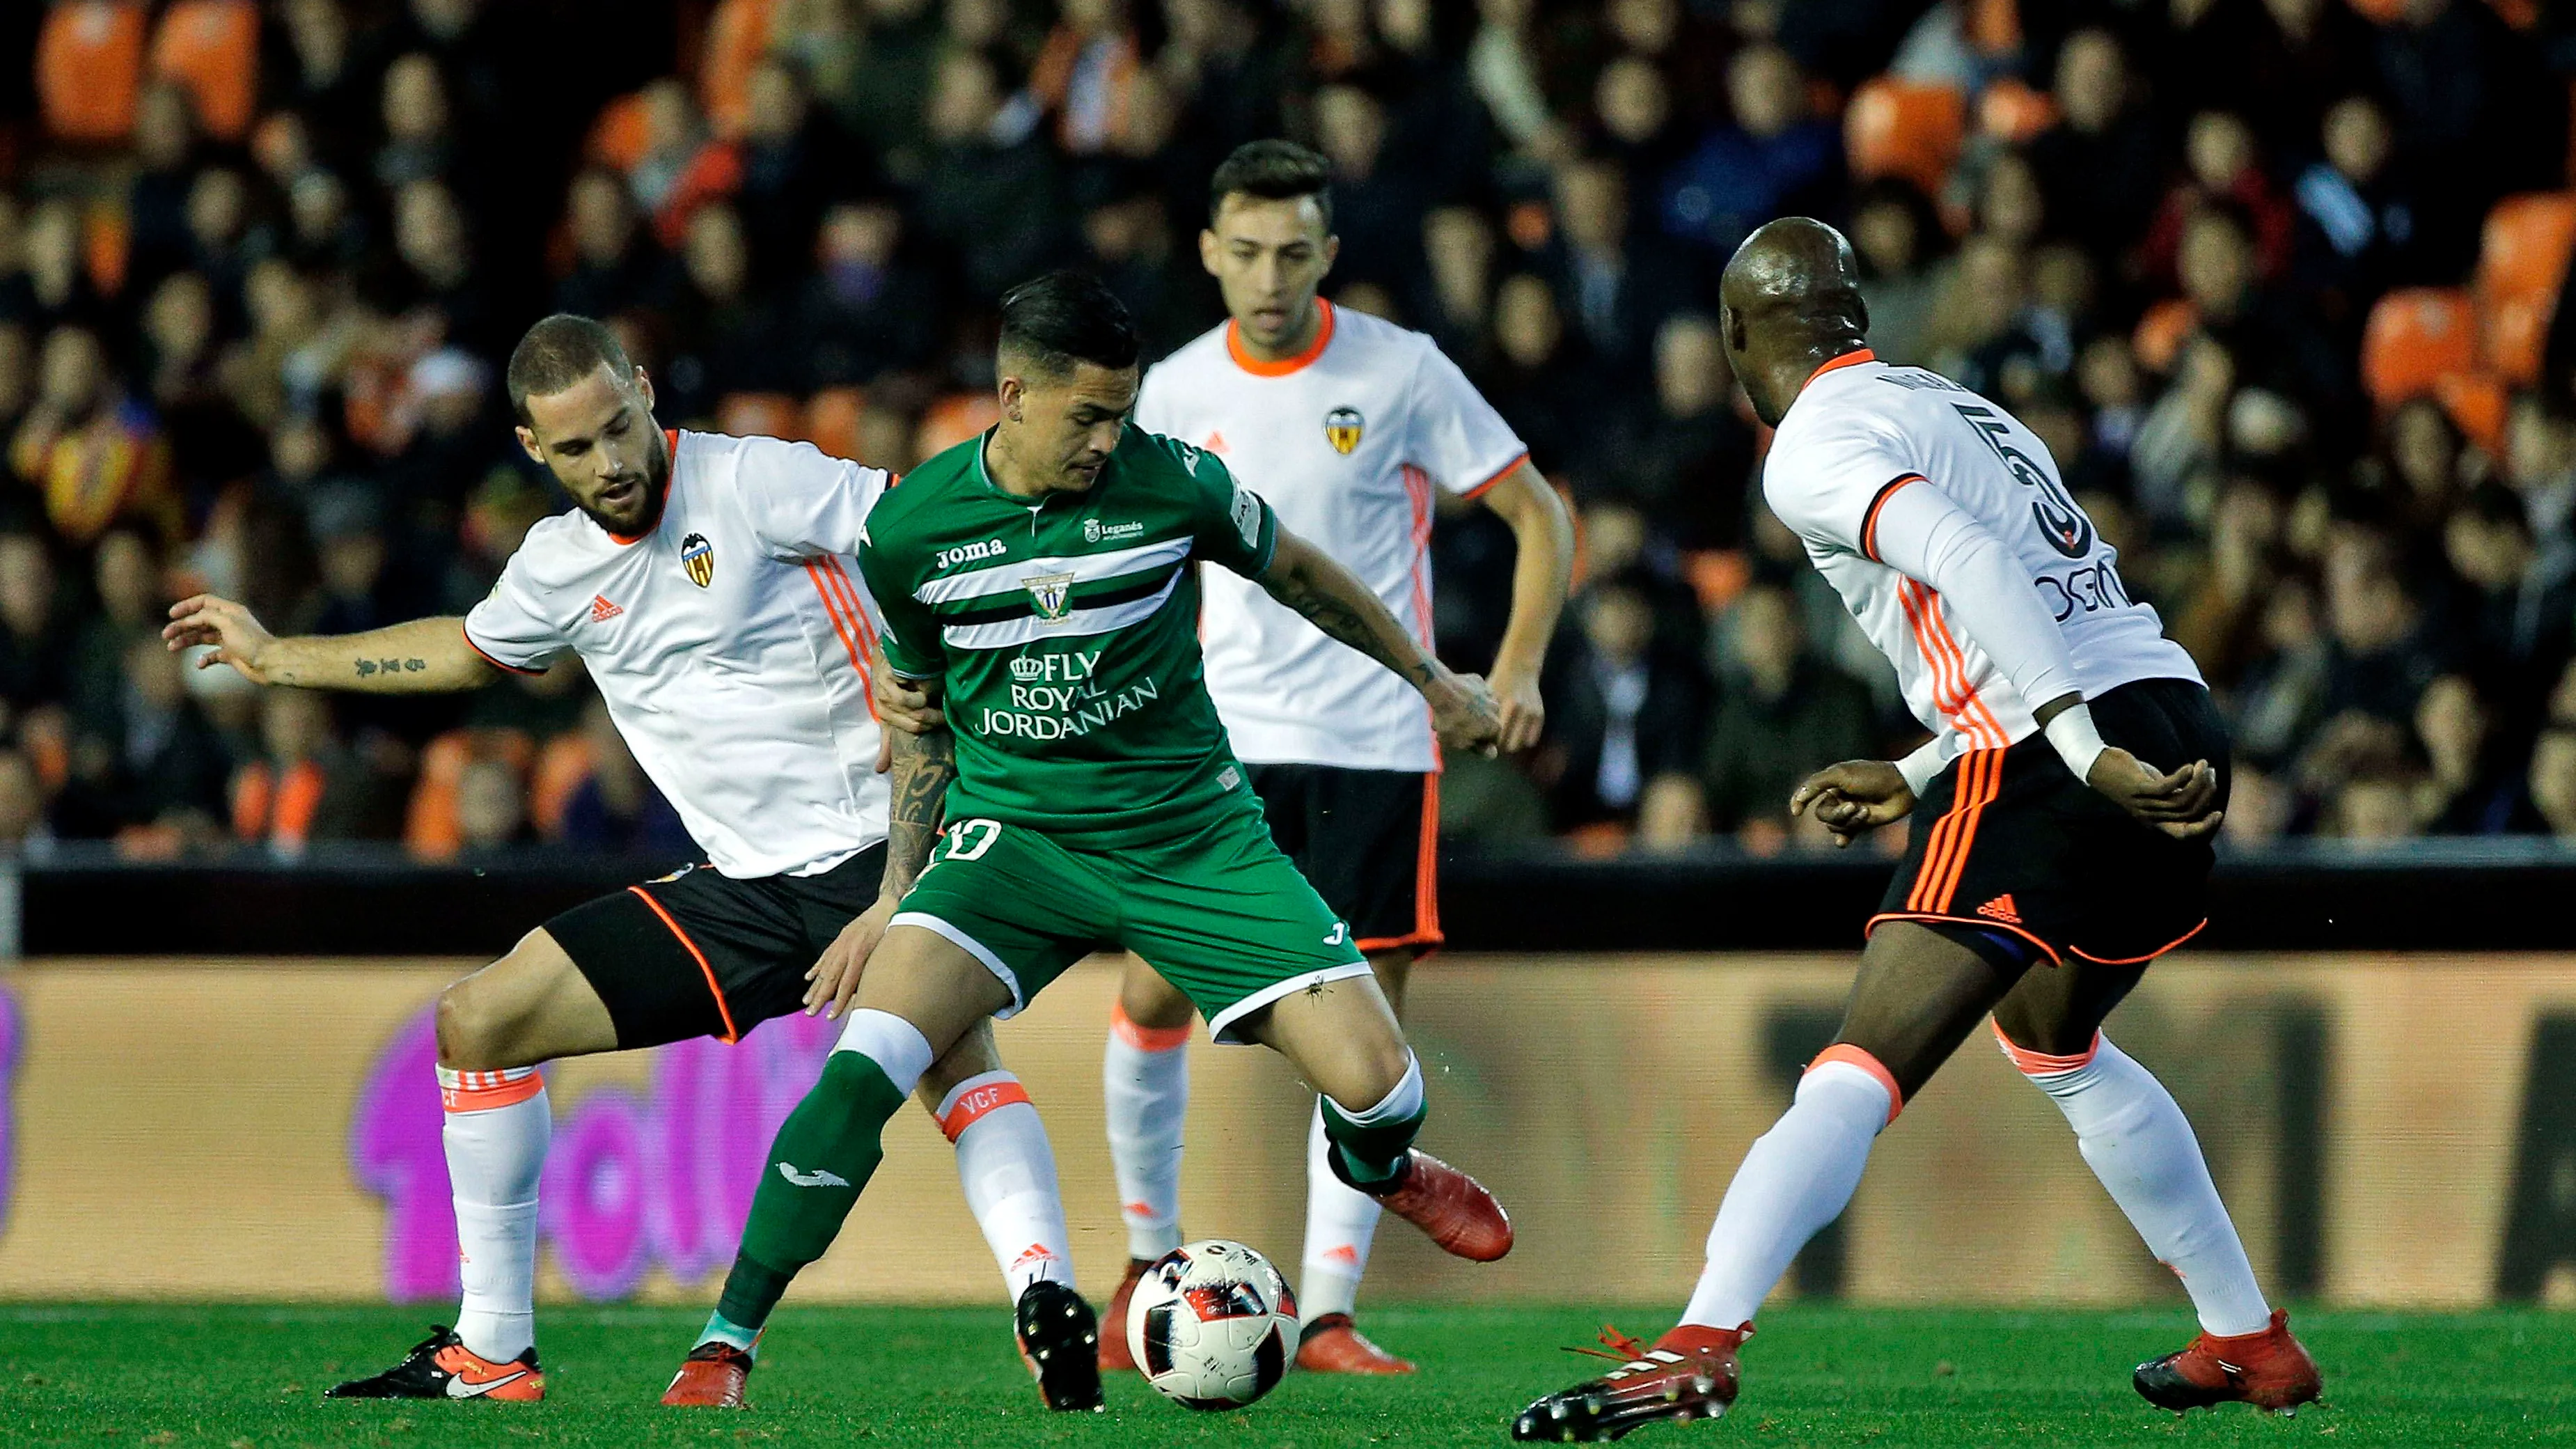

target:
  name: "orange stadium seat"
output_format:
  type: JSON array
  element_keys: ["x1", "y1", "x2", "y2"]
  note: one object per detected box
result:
[
  {"x1": 530, "y1": 735, "x2": 596, "y2": 841},
  {"x1": 84, "y1": 202, "x2": 129, "y2": 299},
  {"x1": 2131, "y1": 298, "x2": 2198, "y2": 374},
  {"x1": 148, "y1": 0, "x2": 260, "y2": 143},
  {"x1": 1844, "y1": 79, "x2": 1967, "y2": 199},
  {"x1": 2362, "y1": 288, "x2": 2479, "y2": 408},
  {"x1": 1977, "y1": 77, "x2": 2058, "y2": 145},
  {"x1": 38, "y1": 1, "x2": 148, "y2": 143},
  {"x1": 700, "y1": 0, "x2": 776, "y2": 139},
  {"x1": 586, "y1": 91, "x2": 652, "y2": 173},
  {"x1": 717, "y1": 392, "x2": 806, "y2": 442},
  {"x1": 2435, "y1": 371, "x2": 2510, "y2": 454},
  {"x1": 807, "y1": 386, "x2": 867, "y2": 462},
  {"x1": 2484, "y1": 295, "x2": 2554, "y2": 384},
  {"x1": 916, "y1": 393, "x2": 1002, "y2": 459},
  {"x1": 405, "y1": 728, "x2": 534, "y2": 861},
  {"x1": 1684, "y1": 549, "x2": 1749, "y2": 613},
  {"x1": 2476, "y1": 193, "x2": 2576, "y2": 304}
]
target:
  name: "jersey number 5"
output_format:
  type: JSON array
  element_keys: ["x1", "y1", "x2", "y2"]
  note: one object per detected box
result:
[{"x1": 1951, "y1": 404, "x2": 2094, "y2": 561}]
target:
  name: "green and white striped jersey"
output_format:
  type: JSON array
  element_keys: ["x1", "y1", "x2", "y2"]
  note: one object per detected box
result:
[{"x1": 858, "y1": 425, "x2": 1280, "y2": 847}]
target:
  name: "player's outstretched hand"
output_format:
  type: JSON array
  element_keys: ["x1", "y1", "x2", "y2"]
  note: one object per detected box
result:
[
  {"x1": 1429, "y1": 670, "x2": 1504, "y2": 757},
  {"x1": 1789, "y1": 760, "x2": 1916, "y2": 848},
  {"x1": 162, "y1": 595, "x2": 278, "y2": 684},
  {"x1": 806, "y1": 895, "x2": 899, "y2": 1019},
  {"x1": 2086, "y1": 749, "x2": 2223, "y2": 839}
]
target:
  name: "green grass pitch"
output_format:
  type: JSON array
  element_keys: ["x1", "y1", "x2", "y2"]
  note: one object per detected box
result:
[{"x1": 2, "y1": 1304, "x2": 2570, "y2": 1447}]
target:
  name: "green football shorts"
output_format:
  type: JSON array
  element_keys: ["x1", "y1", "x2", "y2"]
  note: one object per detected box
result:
[{"x1": 888, "y1": 804, "x2": 1374, "y2": 1042}]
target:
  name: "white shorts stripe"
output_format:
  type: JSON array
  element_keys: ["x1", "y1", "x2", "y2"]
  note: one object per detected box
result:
[{"x1": 889, "y1": 911, "x2": 1027, "y2": 1018}]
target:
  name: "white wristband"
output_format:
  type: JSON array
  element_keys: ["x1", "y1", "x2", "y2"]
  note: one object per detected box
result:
[
  {"x1": 1894, "y1": 739, "x2": 1946, "y2": 798},
  {"x1": 2043, "y1": 702, "x2": 2107, "y2": 783}
]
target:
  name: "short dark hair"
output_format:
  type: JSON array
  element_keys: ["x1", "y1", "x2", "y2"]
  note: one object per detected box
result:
[
  {"x1": 997, "y1": 272, "x2": 1140, "y2": 376},
  {"x1": 506, "y1": 313, "x2": 634, "y2": 426},
  {"x1": 1209, "y1": 139, "x2": 1333, "y2": 230}
]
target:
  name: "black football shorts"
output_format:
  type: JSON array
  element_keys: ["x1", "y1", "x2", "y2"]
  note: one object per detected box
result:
[
  {"x1": 1246, "y1": 764, "x2": 1440, "y2": 955},
  {"x1": 542, "y1": 846, "x2": 888, "y2": 1049},
  {"x1": 1870, "y1": 677, "x2": 2228, "y2": 970}
]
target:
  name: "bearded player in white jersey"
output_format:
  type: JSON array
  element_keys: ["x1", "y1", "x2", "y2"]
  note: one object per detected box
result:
[
  {"x1": 1511, "y1": 220, "x2": 2324, "y2": 1441},
  {"x1": 1094, "y1": 141, "x2": 1573, "y2": 1375},
  {"x1": 163, "y1": 316, "x2": 1101, "y2": 1413}
]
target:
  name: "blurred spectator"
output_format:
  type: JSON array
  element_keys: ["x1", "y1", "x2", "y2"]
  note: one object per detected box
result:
[
  {"x1": 1417, "y1": 206, "x2": 1498, "y2": 365},
  {"x1": 377, "y1": 53, "x2": 457, "y2": 193},
  {"x1": 557, "y1": 696, "x2": 691, "y2": 856},
  {"x1": 1313, "y1": 82, "x2": 1422, "y2": 297},
  {"x1": 2320, "y1": 528, "x2": 2442, "y2": 730},
  {"x1": 1468, "y1": 0, "x2": 1572, "y2": 164},
  {"x1": 1608, "y1": 314, "x2": 1752, "y2": 549},
  {"x1": 72, "y1": 526, "x2": 169, "y2": 723},
  {"x1": 126, "y1": 82, "x2": 205, "y2": 299},
  {"x1": 2292, "y1": 96, "x2": 2437, "y2": 333},
  {"x1": 455, "y1": 755, "x2": 531, "y2": 853},
  {"x1": 1690, "y1": 580, "x2": 1874, "y2": 845},
  {"x1": 1479, "y1": 272, "x2": 1584, "y2": 480},
  {"x1": 1849, "y1": 180, "x2": 1942, "y2": 368},
  {"x1": 0, "y1": 746, "x2": 49, "y2": 857},
  {"x1": 664, "y1": 205, "x2": 796, "y2": 418},
  {"x1": 553, "y1": 169, "x2": 671, "y2": 321},
  {"x1": 10, "y1": 327, "x2": 178, "y2": 547},
  {"x1": 1540, "y1": 572, "x2": 1705, "y2": 831},
  {"x1": 2140, "y1": 111, "x2": 2293, "y2": 288},
  {"x1": 231, "y1": 688, "x2": 391, "y2": 856},
  {"x1": 56, "y1": 633, "x2": 230, "y2": 841},
  {"x1": 916, "y1": 48, "x2": 1073, "y2": 300},
  {"x1": 1031, "y1": 0, "x2": 1144, "y2": 157},
  {"x1": 1659, "y1": 45, "x2": 1839, "y2": 261},
  {"x1": 274, "y1": 0, "x2": 375, "y2": 160},
  {"x1": 2520, "y1": 726, "x2": 2576, "y2": 841},
  {"x1": 2444, "y1": 480, "x2": 2571, "y2": 733},
  {"x1": 1546, "y1": 157, "x2": 1691, "y2": 388},
  {"x1": 736, "y1": 58, "x2": 865, "y2": 285},
  {"x1": 0, "y1": 531, "x2": 73, "y2": 730},
  {"x1": 2027, "y1": 29, "x2": 2162, "y2": 262},
  {"x1": 799, "y1": 197, "x2": 939, "y2": 387},
  {"x1": 2414, "y1": 674, "x2": 2515, "y2": 836}
]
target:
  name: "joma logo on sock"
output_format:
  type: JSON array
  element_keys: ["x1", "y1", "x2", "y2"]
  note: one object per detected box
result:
[{"x1": 777, "y1": 1162, "x2": 851, "y2": 1189}]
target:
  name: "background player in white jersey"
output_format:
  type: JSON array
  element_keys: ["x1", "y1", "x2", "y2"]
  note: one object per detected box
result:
[
  {"x1": 1103, "y1": 141, "x2": 1573, "y2": 1374},
  {"x1": 1513, "y1": 221, "x2": 2322, "y2": 1441},
  {"x1": 162, "y1": 316, "x2": 1094, "y2": 1411}
]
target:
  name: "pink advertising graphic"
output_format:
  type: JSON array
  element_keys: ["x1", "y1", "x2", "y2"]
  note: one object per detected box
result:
[{"x1": 350, "y1": 1003, "x2": 840, "y2": 1299}]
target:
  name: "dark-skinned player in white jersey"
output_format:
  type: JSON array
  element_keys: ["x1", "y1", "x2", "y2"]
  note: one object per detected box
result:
[{"x1": 1511, "y1": 220, "x2": 2322, "y2": 1441}]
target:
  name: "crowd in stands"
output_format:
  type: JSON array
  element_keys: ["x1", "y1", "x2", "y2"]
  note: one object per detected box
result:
[{"x1": 5, "y1": 0, "x2": 2576, "y2": 861}]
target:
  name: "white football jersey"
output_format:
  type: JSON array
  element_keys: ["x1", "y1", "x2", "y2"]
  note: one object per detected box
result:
[
  {"x1": 1137, "y1": 301, "x2": 1527, "y2": 772},
  {"x1": 1763, "y1": 351, "x2": 2199, "y2": 767},
  {"x1": 464, "y1": 430, "x2": 893, "y2": 878}
]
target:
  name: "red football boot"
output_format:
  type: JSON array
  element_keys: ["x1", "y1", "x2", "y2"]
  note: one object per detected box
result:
[
  {"x1": 661, "y1": 1342, "x2": 754, "y2": 1407},
  {"x1": 1374, "y1": 1151, "x2": 1514, "y2": 1262},
  {"x1": 1097, "y1": 1258, "x2": 1152, "y2": 1372},
  {"x1": 1511, "y1": 1323, "x2": 1748, "y2": 1442},
  {"x1": 1296, "y1": 1313, "x2": 1416, "y2": 1374},
  {"x1": 2133, "y1": 1309, "x2": 2323, "y2": 1414}
]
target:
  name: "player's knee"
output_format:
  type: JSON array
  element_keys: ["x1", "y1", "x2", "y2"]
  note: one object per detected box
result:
[
  {"x1": 1990, "y1": 1005, "x2": 2097, "y2": 1063},
  {"x1": 434, "y1": 982, "x2": 499, "y2": 1070},
  {"x1": 1117, "y1": 960, "x2": 1194, "y2": 1032}
]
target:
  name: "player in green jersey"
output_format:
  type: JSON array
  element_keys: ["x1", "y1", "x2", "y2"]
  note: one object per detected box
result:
[{"x1": 660, "y1": 273, "x2": 1514, "y2": 1410}]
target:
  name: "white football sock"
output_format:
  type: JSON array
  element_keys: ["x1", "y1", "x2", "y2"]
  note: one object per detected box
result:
[
  {"x1": 2000, "y1": 1027, "x2": 2272, "y2": 1337},
  {"x1": 939, "y1": 1070, "x2": 1074, "y2": 1299},
  {"x1": 1104, "y1": 1003, "x2": 1191, "y2": 1262},
  {"x1": 1298, "y1": 1099, "x2": 1383, "y2": 1324},
  {"x1": 1682, "y1": 1050, "x2": 1896, "y2": 1331},
  {"x1": 439, "y1": 1065, "x2": 550, "y2": 1363}
]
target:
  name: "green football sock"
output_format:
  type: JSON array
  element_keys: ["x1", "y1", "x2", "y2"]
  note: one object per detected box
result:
[
  {"x1": 1320, "y1": 1059, "x2": 1427, "y2": 1189},
  {"x1": 697, "y1": 1049, "x2": 909, "y2": 1343}
]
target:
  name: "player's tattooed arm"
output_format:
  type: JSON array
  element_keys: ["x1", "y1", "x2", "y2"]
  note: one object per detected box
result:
[
  {"x1": 881, "y1": 711, "x2": 957, "y2": 898},
  {"x1": 162, "y1": 597, "x2": 504, "y2": 692},
  {"x1": 1259, "y1": 529, "x2": 1503, "y2": 755}
]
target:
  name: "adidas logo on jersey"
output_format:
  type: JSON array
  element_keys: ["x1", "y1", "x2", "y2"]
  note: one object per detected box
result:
[
  {"x1": 1977, "y1": 894, "x2": 2023, "y2": 925},
  {"x1": 1201, "y1": 430, "x2": 1228, "y2": 453},
  {"x1": 588, "y1": 595, "x2": 623, "y2": 622}
]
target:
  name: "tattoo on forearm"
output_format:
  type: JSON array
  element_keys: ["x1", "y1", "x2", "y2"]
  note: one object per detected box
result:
[
  {"x1": 354, "y1": 658, "x2": 428, "y2": 677},
  {"x1": 1265, "y1": 561, "x2": 1435, "y2": 684},
  {"x1": 884, "y1": 727, "x2": 957, "y2": 891}
]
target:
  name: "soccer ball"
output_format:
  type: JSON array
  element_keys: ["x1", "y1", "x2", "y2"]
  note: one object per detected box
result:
[{"x1": 1124, "y1": 1239, "x2": 1299, "y2": 1410}]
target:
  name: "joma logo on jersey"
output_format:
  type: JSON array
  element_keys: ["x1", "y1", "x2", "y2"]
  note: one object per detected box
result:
[
  {"x1": 1324, "y1": 407, "x2": 1365, "y2": 454},
  {"x1": 936, "y1": 539, "x2": 1008, "y2": 570},
  {"x1": 1024, "y1": 571, "x2": 1078, "y2": 622},
  {"x1": 679, "y1": 532, "x2": 714, "y2": 588},
  {"x1": 1083, "y1": 518, "x2": 1145, "y2": 543}
]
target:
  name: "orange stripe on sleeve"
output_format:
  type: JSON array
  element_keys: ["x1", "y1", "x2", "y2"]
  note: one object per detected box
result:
[
  {"x1": 629, "y1": 885, "x2": 739, "y2": 1043},
  {"x1": 1860, "y1": 473, "x2": 1924, "y2": 563},
  {"x1": 1459, "y1": 451, "x2": 1531, "y2": 502}
]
